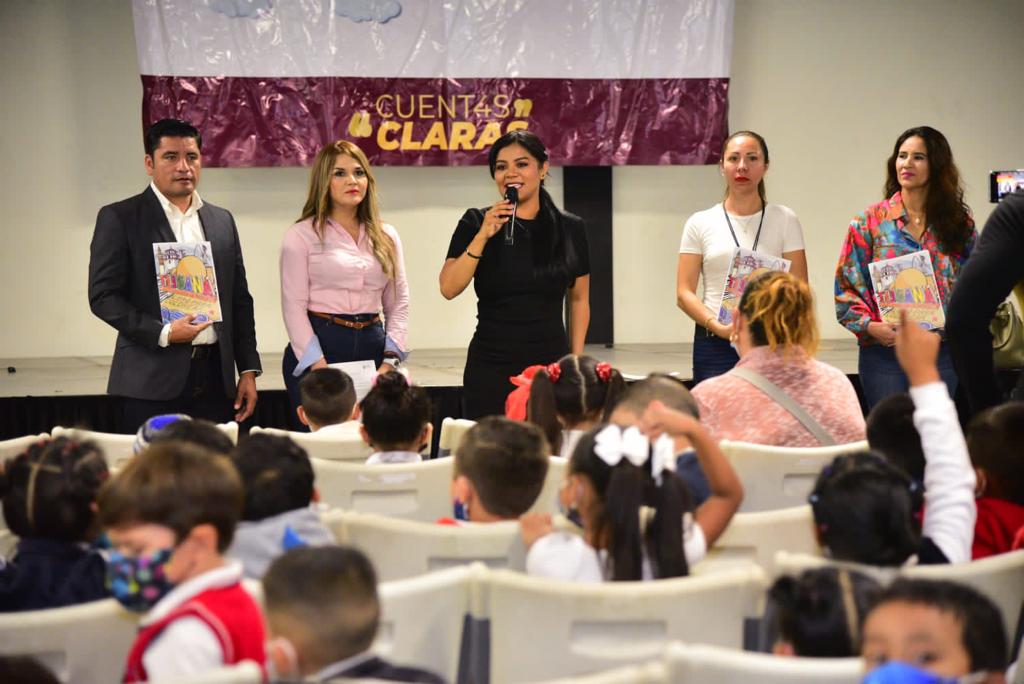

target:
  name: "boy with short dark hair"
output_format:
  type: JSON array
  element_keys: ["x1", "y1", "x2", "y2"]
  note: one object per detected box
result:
[
  {"x1": 227, "y1": 434, "x2": 335, "y2": 578},
  {"x1": 967, "y1": 402, "x2": 1024, "y2": 559},
  {"x1": 298, "y1": 368, "x2": 358, "y2": 432},
  {"x1": 866, "y1": 393, "x2": 926, "y2": 484},
  {"x1": 263, "y1": 546, "x2": 444, "y2": 682},
  {"x1": 97, "y1": 442, "x2": 264, "y2": 682},
  {"x1": 451, "y1": 417, "x2": 549, "y2": 522}
]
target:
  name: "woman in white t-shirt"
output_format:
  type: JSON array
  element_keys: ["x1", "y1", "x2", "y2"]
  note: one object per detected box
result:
[{"x1": 676, "y1": 131, "x2": 808, "y2": 383}]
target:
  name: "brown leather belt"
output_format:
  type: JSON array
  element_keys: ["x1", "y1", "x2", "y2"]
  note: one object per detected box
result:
[{"x1": 310, "y1": 311, "x2": 381, "y2": 330}]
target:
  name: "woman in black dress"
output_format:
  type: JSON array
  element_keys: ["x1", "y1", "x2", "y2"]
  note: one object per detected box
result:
[{"x1": 440, "y1": 131, "x2": 591, "y2": 419}]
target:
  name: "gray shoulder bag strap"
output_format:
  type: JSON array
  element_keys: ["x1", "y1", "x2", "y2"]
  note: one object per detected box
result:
[{"x1": 729, "y1": 367, "x2": 838, "y2": 446}]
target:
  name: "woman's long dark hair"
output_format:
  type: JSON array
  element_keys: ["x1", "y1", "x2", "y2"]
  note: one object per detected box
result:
[
  {"x1": 488, "y1": 130, "x2": 581, "y2": 286},
  {"x1": 883, "y1": 126, "x2": 972, "y2": 254},
  {"x1": 571, "y1": 425, "x2": 692, "y2": 581}
]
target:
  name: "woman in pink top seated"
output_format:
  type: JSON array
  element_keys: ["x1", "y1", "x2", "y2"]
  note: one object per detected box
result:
[
  {"x1": 692, "y1": 271, "x2": 865, "y2": 447},
  {"x1": 280, "y1": 141, "x2": 409, "y2": 426}
]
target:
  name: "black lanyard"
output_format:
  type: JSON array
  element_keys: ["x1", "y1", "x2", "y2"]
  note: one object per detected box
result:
[{"x1": 723, "y1": 201, "x2": 766, "y2": 252}]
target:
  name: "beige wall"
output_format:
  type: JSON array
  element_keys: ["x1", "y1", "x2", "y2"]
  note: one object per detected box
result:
[{"x1": 2, "y1": 0, "x2": 1023, "y2": 359}]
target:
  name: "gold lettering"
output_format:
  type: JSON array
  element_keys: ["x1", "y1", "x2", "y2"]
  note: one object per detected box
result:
[
  {"x1": 400, "y1": 122, "x2": 423, "y2": 150},
  {"x1": 375, "y1": 94, "x2": 394, "y2": 119},
  {"x1": 421, "y1": 121, "x2": 447, "y2": 149},
  {"x1": 438, "y1": 96, "x2": 457, "y2": 119},
  {"x1": 473, "y1": 97, "x2": 493, "y2": 118},
  {"x1": 377, "y1": 121, "x2": 401, "y2": 150},
  {"x1": 395, "y1": 95, "x2": 415, "y2": 119},
  {"x1": 449, "y1": 122, "x2": 476, "y2": 150},
  {"x1": 493, "y1": 94, "x2": 511, "y2": 118},
  {"x1": 456, "y1": 95, "x2": 473, "y2": 118},
  {"x1": 506, "y1": 120, "x2": 529, "y2": 133},
  {"x1": 418, "y1": 94, "x2": 436, "y2": 119},
  {"x1": 474, "y1": 121, "x2": 502, "y2": 149}
]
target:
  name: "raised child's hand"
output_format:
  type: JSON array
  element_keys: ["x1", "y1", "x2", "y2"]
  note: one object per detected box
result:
[{"x1": 893, "y1": 309, "x2": 941, "y2": 387}]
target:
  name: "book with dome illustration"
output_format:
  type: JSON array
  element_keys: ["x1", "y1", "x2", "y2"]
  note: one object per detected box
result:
[
  {"x1": 868, "y1": 249, "x2": 945, "y2": 330},
  {"x1": 152, "y1": 242, "x2": 222, "y2": 324}
]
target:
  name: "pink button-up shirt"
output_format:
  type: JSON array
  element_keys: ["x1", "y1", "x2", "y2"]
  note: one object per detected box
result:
[{"x1": 280, "y1": 217, "x2": 409, "y2": 366}]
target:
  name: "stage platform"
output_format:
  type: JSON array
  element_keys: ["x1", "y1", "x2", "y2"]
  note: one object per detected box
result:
[{"x1": 0, "y1": 341, "x2": 864, "y2": 446}]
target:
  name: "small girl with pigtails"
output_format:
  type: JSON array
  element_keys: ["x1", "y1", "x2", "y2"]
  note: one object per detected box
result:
[
  {"x1": 520, "y1": 401, "x2": 744, "y2": 582},
  {"x1": 527, "y1": 354, "x2": 626, "y2": 458}
]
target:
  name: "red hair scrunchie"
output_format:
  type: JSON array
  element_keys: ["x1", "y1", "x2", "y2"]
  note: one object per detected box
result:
[
  {"x1": 595, "y1": 362, "x2": 613, "y2": 382},
  {"x1": 545, "y1": 362, "x2": 562, "y2": 382}
]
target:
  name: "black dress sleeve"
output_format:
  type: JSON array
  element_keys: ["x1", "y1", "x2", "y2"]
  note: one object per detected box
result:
[{"x1": 446, "y1": 208, "x2": 486, "y2": 260}]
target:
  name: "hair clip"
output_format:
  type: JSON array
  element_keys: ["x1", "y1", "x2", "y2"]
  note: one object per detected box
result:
[
  {"x1": 595, "y1": 362, "x2": 612, "y2": 383},
  {"x1": 545, "y1": 362, "x2": 561, "y2": 383}
]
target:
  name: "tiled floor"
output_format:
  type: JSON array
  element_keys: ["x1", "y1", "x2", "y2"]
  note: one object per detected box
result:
[{"x1": 0, "y1": 340, "x2": 861, "y2": 398}]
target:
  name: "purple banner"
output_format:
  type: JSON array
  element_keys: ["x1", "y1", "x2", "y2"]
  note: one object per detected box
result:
[{"x1": 142, "y1": 76, "x2": 729, "y2": 168}]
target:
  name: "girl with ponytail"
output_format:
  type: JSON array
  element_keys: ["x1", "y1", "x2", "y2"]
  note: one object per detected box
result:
[
  {"x1": 520, "y1": 401, "x2": 743, "y2": 582},
  {"x1": 693, "y1": 270, "x2": 865, "y2": 447},
  {"x1": 526, "y1": 354, "x2": 626, "y2": 458},
  {"x1": 440, "y1": 130, "x2": 592, "y2": 419}
]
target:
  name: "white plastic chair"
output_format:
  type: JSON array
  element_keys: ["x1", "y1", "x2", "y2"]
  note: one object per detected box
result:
[
  {"x1": 535, "y1": 661, "x2": 669, "y2": 684},
  {"x1": 0, "y1": 598, "x2": 140, "y2": 683},
  {"x1": 438, "y1": 417, "x2": 477, "y2": 457},
  {"x1": 527, "y1": 456, "x2": 569, "y2": 515},
  {"x1": 52, "y1": 422, "x2": 238, "y2": 469},
  {"x1": 0, "y1": 433, "x2": 49, "y2": 460},
  {"x1": 664, "y1": 642, "x2": 863, "y2": 684},
  {"x1": 719, "y1": 440, "x2": 869, "y2": 512},
  {"x1": 310, "y1": 457, "x2": 454, "y2": 522},
  {"x1": 323, "y1": 509, "x2": 527, "y2": 581},
  {"x1": 692, "y1": 505, "x2": 822, "y2": 577},
  {"x1": 175, "y1": 661, "x2": 264, "y2": 684},
  {"x1": 485, "y1": 564, "x2": 767, "y2": 683},
  {"x1": 376, "y1": 564, "x2": 476, "y2": 683},
  {"x1": 249, "y1": 424, "x2": 371, "y2": 462}
]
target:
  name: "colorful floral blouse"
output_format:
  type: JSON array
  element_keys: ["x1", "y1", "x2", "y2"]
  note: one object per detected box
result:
[{"x1": 834, "y1": 192, "x2": 976, "y2": 344}]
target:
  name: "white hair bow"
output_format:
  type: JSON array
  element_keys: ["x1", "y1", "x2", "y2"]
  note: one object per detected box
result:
[{"x1": 593, "y1": 426, "x2": 675, "y2": 485}]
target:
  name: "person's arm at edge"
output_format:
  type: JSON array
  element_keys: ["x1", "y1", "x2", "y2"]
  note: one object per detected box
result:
[
  {"x1": 677, "y1": 253, "x2": 730, "y2": 339},
  {"x1": 381, "y1": 225, "x2": 410, "y2": 359},
  {"x1": 568, "y1": 275, "x2": 590, "y2": 355}
]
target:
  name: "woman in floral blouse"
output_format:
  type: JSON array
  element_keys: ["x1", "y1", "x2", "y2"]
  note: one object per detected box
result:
[{"x1": 834, "y1": 126, "x2": 975, "y2": 410}]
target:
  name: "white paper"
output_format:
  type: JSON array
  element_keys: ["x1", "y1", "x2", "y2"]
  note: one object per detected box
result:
[{"x1": 328, "y1": 360, "x2": 378, "y2": 402}]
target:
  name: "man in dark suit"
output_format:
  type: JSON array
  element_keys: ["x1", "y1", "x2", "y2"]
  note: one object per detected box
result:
[{"x1": 89, "y1": 119, "x2": 261, "y2": 433}]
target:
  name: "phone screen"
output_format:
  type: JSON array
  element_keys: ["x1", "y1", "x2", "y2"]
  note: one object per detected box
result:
[{"x1": 990, "y1": 169, "x2": 1024, "y2": 202}]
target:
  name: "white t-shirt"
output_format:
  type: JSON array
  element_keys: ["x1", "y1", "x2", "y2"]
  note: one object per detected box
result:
[{"x1": 679, "y1": 202, "x2": 805, "y2": 315}]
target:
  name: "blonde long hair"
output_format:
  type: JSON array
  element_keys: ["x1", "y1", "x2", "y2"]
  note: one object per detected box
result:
[
  {"x1": 298, "y1": 140, "x2": 396, "y2": 278},
  {"x1": 738, "y1": 271, "x2": 819, "y2": 356}
]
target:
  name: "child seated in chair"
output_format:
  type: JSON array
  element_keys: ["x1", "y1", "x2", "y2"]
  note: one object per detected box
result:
[
  {"x1": 866, "y1": 393, "x2": 926, "y2": 487},
  {"x1": 227, "y1": 434, "x2": 335, "y2": 578},
  {"x1": 967, "y1": 402, "x2": 1024, "y2": 559},
  {"x1": 98, "y1": 441, "x2": 264, "y2": 682},
  {"x1": 447, "y1": 417, "x2": 549, "y2": 524},
  {"x1": 0, "y1": 437, "x2": 110, "y2": 611},
  {"x1": 861, "y1": 578, "x2": 1008, "y2": 683},
  {"x1": 298, "y1": 368, "x2": 359, "y2": 434},
  {"x1": 520, "y1": 402, "x2": 743, "y2": 582},
  {"x1": 360, "y1": 370, "x2": 432, "y2": 465},
  {"x1": 263, "y1": 546, "x2": 444, "y2": 683},
  {"x1": 808, "y1": 312, "x2": 976, "y2": 566}
]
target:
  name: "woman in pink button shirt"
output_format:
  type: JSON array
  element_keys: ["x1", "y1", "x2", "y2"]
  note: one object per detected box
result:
[{"x1": 280, "y1": 141, "x2": 409, "y2": 426}]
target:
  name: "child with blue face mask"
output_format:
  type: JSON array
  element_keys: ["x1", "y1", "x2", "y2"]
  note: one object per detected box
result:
[{"x1": 97, "y1": 441, "x2": 265, "y2": 682}]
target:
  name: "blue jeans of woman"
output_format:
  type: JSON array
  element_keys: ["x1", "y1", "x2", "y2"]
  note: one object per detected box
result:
[
  {"x1": 282, "y1": 313, "x2": 385, "y2": 430},
  {"x1": 692, "y1": 325, "x2": 739, "y2": 385},
  {"x1": 858, "y1": 341, "x2": 957, "y2": 411}
]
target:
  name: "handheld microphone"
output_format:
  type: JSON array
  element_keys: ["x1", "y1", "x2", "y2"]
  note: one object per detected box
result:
[{"x1": 503, "y1": 186, "x2": 518, "y2": 245}]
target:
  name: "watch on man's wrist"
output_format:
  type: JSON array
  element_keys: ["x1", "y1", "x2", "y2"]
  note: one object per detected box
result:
[{"x1": 382, "y1": 355, "x2": 401, "y2": 368}]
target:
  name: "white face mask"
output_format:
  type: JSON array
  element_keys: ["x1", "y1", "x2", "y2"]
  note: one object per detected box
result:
[{"x1": 265, "y1": 636, "x2": 300, "y2": 681}]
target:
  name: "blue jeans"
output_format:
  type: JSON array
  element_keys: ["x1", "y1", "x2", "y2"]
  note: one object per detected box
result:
[
  {"x1": 282, "y1": 313, "x2": 385, "y2": 430},
  {"x1": 858, "y1": 342, "x2": 958, "y2": 411},
  {"x1": 692, "y1": 326, "x2": 739, "y2": 385}
]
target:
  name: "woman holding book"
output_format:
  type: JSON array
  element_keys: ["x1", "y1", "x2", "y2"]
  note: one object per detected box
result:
[
  {"x1": 280, "y1": 140, "x2": 409, "y2": 428},
  {"x1": 834, "y1": 126, "x2": 975, "y2": 409},
  {"x1": 677, "y1": 130, "x2": 808, "y2": 384}
]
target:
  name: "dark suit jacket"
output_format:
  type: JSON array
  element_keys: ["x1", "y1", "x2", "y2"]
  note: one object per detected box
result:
[{"x1": 88, "y1": 186, "x2": 261, "y2": 400}]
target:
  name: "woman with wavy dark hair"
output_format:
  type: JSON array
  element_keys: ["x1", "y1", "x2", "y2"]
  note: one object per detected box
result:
[
  {"x1": 440, "y1": 130, "x2": 591, "y2": 419},
  {"x1": 835, "y1": 126, "x2": 975, "y2": 409}
]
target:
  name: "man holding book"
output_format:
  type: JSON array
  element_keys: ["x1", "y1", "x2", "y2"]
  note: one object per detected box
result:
[{"x1": 88, "y1": 118, "x2": 261, "y2": 432}]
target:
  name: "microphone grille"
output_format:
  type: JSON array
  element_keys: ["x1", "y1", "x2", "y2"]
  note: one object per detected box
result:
[{"x1": 504, "y1": 186, "x2": 519, "y2": 203}]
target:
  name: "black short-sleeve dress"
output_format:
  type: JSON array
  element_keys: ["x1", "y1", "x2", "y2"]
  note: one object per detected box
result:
[{"x1": 446, "y1": 207, "x2": 591, "y2": 419}]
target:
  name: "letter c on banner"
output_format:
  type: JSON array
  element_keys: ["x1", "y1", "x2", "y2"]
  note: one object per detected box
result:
[
  {"x1": 375, "y1": 94, "x2": 394, "y2": 119},
  {"x1": 377, "y1": 121, "x2": 401, "y2": 150}
]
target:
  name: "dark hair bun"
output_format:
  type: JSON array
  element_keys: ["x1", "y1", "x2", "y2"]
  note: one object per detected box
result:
[{"x1": 373, "y1": 369, "x2": 409, "y2": 395}]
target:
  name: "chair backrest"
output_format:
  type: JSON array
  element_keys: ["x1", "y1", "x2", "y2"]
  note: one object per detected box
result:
[
  {"x1": 534, "y1": 661, "x2": 669, "y2": 684},
  {"x1": 485, "y1": 564, "x2": 767, "y2": 683},
  {"x1": 772, "y1": 551, "x2": 899, "y2": 585},
  {"x1": 0, "y1": 433, "x2": 49, "y2": 461},
  {"x1": 52, "y1": 423, "x2": 238, "y2": 469},
  {"x1": 664, "y1": 642, "x2": 863, "y2": 684},
  {"x1": 905, "y1": 549, "x2": 1024, "y2": 650},
  {"x1": 693, "y1": 505, "x2": 822, "y2": 577},
  {"x1": 324, "y1": 509, "x2": 527, "y2": 582},
  {"x1": 175, "y1": 660, "x2": 264, "y2": 684},
  {"x1": 437, "y1": 417, "x2": 477, "y2": 458},
  {"x1": 376, "y1": 564, "x2": 477, "y2": 683},
  {"x1": 249, "y1": 425, "x2": 372, "y2": 462},
  {"x1": 310, "y1": 457, "x2": 454, "y2": 522},
  {"x1": 0, "y1": 598, "x2": 139, "y2": 683},
  {"x1": 719, "y1": 440, "x2": 869, "y2": 512},
  {"x1": 526, "y1": 456, "x2": 568, "y2": 515}
]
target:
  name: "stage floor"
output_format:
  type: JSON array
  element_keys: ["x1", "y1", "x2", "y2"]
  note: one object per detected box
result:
[{"x1": 0, "y1": 340, "x2": 862, "y2": 398}]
